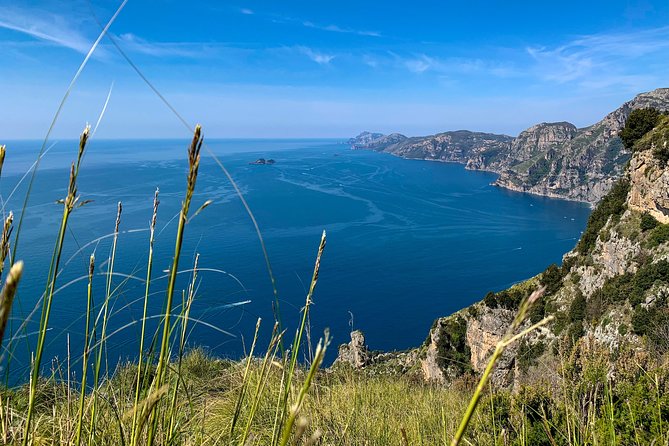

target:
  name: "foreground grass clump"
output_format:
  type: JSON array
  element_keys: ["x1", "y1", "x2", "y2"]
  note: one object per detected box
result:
[{"x1": 1, "y1": 346, "x2": 667, "y2": 445}]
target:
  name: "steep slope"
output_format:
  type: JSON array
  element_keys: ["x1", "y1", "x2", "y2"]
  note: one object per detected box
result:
[
  {"x1": 351, "y1": 88, "x2": 669, "y2": 204},
  {"x1": 494, "y1": 88, "x2": 669, "y2": 203},
  {"x1": 337, "y1": 115, "x2": 669, "y2": 387}
]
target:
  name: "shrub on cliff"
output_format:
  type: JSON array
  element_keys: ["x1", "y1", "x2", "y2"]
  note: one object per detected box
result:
[
  {"x1": 576, "y1": 178, "x2": 630, "y2": 255},
  {"x1": 647, "y1": 223, "x2": 669, "y2": 248},
  {"x1": 632, "y1": 115, "x2": 669, "y2": 165},
  {"x1": 569, "y1": 291, "x2": 587, "y2": 323},
  {"x1": 435, "y1": 316, "x2": 472, "y2": 375},
  {"x1": 620, "y1": 108, "x2": 662, "y2": 151},
  {"x1": 641, "y1": 212, "x2": 660, "y2": 231}
]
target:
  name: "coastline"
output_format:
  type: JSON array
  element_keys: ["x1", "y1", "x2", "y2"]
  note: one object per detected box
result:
[{"x1": 351, "y1": 147, "x2": 597, "y2": 208}]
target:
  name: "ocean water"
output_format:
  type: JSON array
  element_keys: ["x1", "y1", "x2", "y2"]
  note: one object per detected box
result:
[{"x1": 0, "y1": 138, "x2": 590, "y2": 379}]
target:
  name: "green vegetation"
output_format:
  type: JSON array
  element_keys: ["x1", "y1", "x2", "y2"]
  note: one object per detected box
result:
[
  {"x1": 633, "y1": 114, "x2": 669, "y2": 165},
  {"x1": 650, "y1": 116, "x2": 669, "y2": 165},
  {"x1": 640, "y1": 211, "x2": 660, "y2": 231},
  {"x1": 516, "y1": 339, "x2": 545, "y2": 372},
  {"x1": 569, "y1": 291, "x2": 587, "y2": 323},
  {"x1": 540, "y1": 263, "x2": 565, "y2": 295},
  {"x1": 527, "y1": 156, "x2": 551, "y2": 186},
  {"x1": 620, "y1": 108, "x2": 663, "y2": 151},
  {"x1": 621, "y1": 109, "x2": 669, "y2": 166},
  {"x1": 647, "y1": 223, "x2": 669, "y2": 247},
  {"x1": 0, "y1": 345, "x2": 666, "y2": 446},
  {"x1": 433, "y1": 316, "x2": 472, "y2": 375},
  {"x1": 632, "y1": 304, "x2": 669, "y2": 347},
  {"x1": 575, "y1": 178, "x2": 630, "y2": 255},
  {"x1": 483, "y1": 287, "x2": 526, "y2": 310}
]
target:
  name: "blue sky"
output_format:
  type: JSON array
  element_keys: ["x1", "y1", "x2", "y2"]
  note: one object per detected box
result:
[{"x1": 0, "y1": 0, "x2": 668, "y2": 138}]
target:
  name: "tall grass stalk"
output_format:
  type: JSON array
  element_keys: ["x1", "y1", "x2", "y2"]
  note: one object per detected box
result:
[
  {"x1": 130, "y1": 188, "x2": 160, "y2": 446},
  {"x1": 278, "y1": 332, "x2": 329, "y2": 446},
  {"x1": 88, "y1": 201, "x2": 122, "y2": 442},
  {"x1": 239, "y1": 322, "x2": 283, "y2": 446},
  {"x1": 147, "y1": 125, "x2": 203, "y2": 445},
  {"x1": 23, "y1": 126, "x2": 89, "y2": 444},
  {"x1": 451, "y1": 287, "x2": 552, "y2": 446},
  {"x1": 273, "y1": 230, "x2": 326, "y2": 445},
  {"x1": 229, "y1": 317, "x2": 262, "y2": 438},
  {"x1": 166, "y1": 253, "x2": 199, "y2": 439},
  {"x1": 74, "y1": 254, "x2": 95, "y2": 446}
]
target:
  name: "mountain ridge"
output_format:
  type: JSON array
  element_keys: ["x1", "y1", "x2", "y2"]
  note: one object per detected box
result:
[{"x1": 349, "y1": 88, "x2": 669, "y2": 204}]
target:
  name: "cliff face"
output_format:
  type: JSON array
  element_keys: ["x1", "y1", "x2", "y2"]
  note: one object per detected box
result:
[
  {"x1": 493, "y1": 89, "x2": 669, "y2": 203},
  {"x1": 336, "y1": 115, "x2": 669, "y2": 387},
  {"x1": 350, "y1": 88, "x2": 669, "y2": 204},
  {"x1": 628, "y1": 122, "x2": 669, "y2": 223}
]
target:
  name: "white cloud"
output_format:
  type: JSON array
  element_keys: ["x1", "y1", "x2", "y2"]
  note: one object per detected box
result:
[
  {"x1": 404, "y1": 54, "x2": 434, "y2": 73},
  {"x1": 298, "y1": 46, "x2": 335, "y2": 65},
  {"x1": 526, "y1": 26, "x2": 669, "y2": 86},
  {"x1": 240, "y1": 8, "x2": 254, "y2": 15},
  {"x1": 302, "y1": 20, "x2": 381, "y2": 37},
  {"x1": 116, "y1": 33, "x2": 205, "y2": 58},
  {"x1": 0, "y1": 5, "x2": 93, "y2": 54},
  {"x1": 391, "y1": 53, "x2": 517, "y2": 78},
  {"x1": 362, "y1": 55, "x2": 379, "y2": 68}
]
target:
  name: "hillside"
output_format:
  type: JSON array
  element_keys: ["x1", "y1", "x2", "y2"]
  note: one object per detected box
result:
[
  {"x1": 338, "y1": 110, "x2": 669, "y2": 390},
  {"x1": 350, "y1": 88, "x2": 669, "y2": 204}
]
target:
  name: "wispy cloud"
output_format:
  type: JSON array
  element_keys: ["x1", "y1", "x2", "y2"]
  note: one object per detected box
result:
[
  {"x1": 298, "y1": 46, "x2": 335, "y2": 65},
  {"x1": 302, "y1": 21, "x2": 381, "y2": 37},
  {"x1": 387, "y1": 52, "x2": 517, "y2": 78},
  {"x1": 526, "y1": 26, "x2": 669, "y2": 86},
  {"x1": 0, "y1": 5, "x2": 93, "y2": 54},
  {"x1": 239, "y1": 8, "x2": 254, "y2": 15},
  {"x1": 116, "y1": 33, "x2": 206, "y2": 58},
  {"x1": 402, "y1": 54, "x2": 435, "y2": 73},
  {"x1": 254, "y1": 10, "x2": 381, "y2": 38}
]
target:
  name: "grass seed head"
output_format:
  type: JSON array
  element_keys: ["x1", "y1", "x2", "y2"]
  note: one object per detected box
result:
[
  {"x1": 0, "y1": 261, "x2": 24, "y2": 346},
  {"x1": 0, "y1": 145, "x2": 5, "y2": 176}
]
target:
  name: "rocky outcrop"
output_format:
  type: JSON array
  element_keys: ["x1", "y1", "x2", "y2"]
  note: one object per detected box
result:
[
  {"x1": 353, "y1": 88, "x2": 669, "y2": 204},
  {"x1": 574, "y1": 215, "x2": 643, "y2": 296},
  {"x1": 334, "y1": 330, "x2": 370, "y2": 368},
  {"x1": 249, "y1": 158, "x2": 276, "y2": 165},
  {"x1": 347, "y1": 132, "x2": 386, "y2": 147},
  {"x1": 629, "y1": 149, "x2": 669, "y2": 223},
  {"x1": 465, "y1": 309, "x2": 514, "y2": 376},
  {"x1": 332, "y1": 330, "x2": 421, "y2": 377}
]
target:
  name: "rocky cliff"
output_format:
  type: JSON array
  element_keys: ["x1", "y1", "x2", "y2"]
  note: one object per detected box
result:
[
  {"x1": 350, "y1": 88, "x2": 669, "y2": 204},
  {"x1": 336, "y1": 113, "x2": 669, "y2": 387}
]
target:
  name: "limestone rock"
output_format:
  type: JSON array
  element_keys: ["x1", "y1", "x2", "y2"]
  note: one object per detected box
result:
[
  {"x1": 334, "y1": 330, "x2": 370, "y2": 369},
  {"x1": 628, "y1": 150, "x2": 669, "y2": 223}
]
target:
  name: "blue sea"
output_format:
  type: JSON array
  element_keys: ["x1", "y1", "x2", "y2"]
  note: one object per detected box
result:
[{"x1": 0, "y1": 138, "x2": 590, "y2": 379}]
